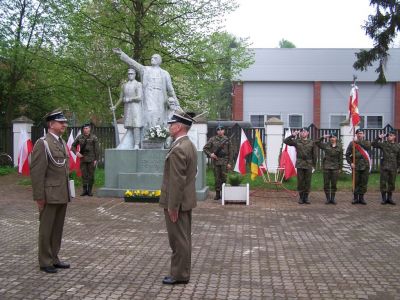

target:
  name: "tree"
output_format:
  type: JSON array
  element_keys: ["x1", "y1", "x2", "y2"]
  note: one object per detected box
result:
[
  {"x1": 279, "y1": 39, "x2": 296, "y2": 48},
  {"x1": 353, "y1": 0, "x2": 400, "y2": 83}
]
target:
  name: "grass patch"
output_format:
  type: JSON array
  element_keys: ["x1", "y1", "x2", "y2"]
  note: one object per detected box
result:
[{"x1": 0, "y1": 166, "x2": 16, "y2": 176}]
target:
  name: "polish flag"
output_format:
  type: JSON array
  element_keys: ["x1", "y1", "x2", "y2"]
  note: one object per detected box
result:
[
  {"x1": 74, "y1": 130, "x2": 82, "y2": 176},
  {"x1": 279, "y1": 129, "x2": 297, "y2": 180},
  {"x1": 67, "y1": 130, "x2": 77, "y2": 172},
  {"x1": 348, "y1": 84, "x2": 360, "y2": 127},
  {"x1": 234, "y1": 129, "x2": 253, "y2": 174},
  {"x1": 17, "y1": 129, "x2": 33, "y2": 176}
]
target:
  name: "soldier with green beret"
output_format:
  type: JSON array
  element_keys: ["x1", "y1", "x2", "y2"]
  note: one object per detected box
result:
[
  {"x1": 346, "y1": 129, "x2": 371, "y2": 205},
  {"x1": 71, "y1": 123, "x2": 100, "y2": 196},
  {"x1": 284, "y1": 127, "x2": 317, "y2": 204},
  {"x1": 372, "y1": 130, "x2": 400, "y2": 205},
  {"x1": 203, "y1": 124, "x2": 233, "y2": 200},
  {"x1": 315, "y1": 133, "x2": 343, "y2": 204}
]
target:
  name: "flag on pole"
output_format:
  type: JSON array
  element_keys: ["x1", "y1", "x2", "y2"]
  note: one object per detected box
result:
[
  {"x1": 279, "y1": 129, "x2": 297, "y2": 179},
  {"x1": 250, "y1": 129, "x2": 266, "y2": 180},
  {"x1": 234, "y1": 129, "x2": 253, "y2": 174},
  {"x1": 354, "y1": 143, "x2": 372, "y2": 172},
  {"x1": 348, "y1": 84, "x2": 360, "y2": 127},
  {"x1": 67, "y1": 130, "x2": 77, "y2": 172},
  {"x1": 17, "y1": 129, "x2": 33, "y2": 176}
]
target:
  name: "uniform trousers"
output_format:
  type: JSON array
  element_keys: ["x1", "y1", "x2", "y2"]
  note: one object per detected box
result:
[
  {"x1": 380, "y1": 169, "x2": 397, "y2": 192},
  {"x1": 80, "y1": 161, "x2": 95, "y2": 185},
  {"x1": 213, "y1": 164, "x2": 228, "y2": 192},
  {"x1": 38, "y1": 203, "x2": 67, "y2": 267},
  {"x1": 354, "y1": 168, "x2": 369, "y2": 194},
  {"x1": 164, "y1": 209, "x2": 192, "y2": 281},
  {"x1": 297, "y1": 168, "x2": 313, "y2": 193},
  {"x1": 323, "y1": 169, "x2": 339, "y2": 193}
]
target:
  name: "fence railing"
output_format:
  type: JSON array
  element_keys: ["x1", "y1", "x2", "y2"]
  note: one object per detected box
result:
[{"x1": 0, "y1": 126, "x2": 13, "y2": 158}]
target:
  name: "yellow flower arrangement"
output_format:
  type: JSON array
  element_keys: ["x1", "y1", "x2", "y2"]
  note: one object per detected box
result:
[{"x1": 124, "y1": 189, "x2": 161, "y2": 198}]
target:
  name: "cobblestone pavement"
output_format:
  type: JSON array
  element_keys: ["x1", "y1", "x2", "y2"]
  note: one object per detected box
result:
[{"x1": 1, "y1": 174, "x2": 400, "y2": 299}]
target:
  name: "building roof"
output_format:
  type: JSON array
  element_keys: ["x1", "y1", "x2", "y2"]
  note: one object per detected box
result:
[{"x1": 237, "y1": 48, "x2": 400, "y2": 82}]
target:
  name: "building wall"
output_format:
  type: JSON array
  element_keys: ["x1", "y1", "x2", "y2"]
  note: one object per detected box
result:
[{"x1": 243, "y1": 82, "x2": 313, "y2": 127}]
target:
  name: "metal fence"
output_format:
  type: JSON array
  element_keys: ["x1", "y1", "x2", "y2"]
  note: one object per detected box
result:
[
  {"x1": 31, "y1": 125, "x2": 116, "y2": 168},
  {"x1": 0, "y1": 126, "x2": 13, "y2": 158}
]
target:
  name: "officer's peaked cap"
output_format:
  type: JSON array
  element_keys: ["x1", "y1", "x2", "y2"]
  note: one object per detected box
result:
[
  {"x1": 167, "y1": 110, "x2": 195, "y2": 126},
  {"x1": 45, "y1": 109, "x2": 68, "y2": 122}
]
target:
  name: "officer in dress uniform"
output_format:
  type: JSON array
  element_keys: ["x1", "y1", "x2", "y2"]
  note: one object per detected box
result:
[
  {"x1": 71, "y1": 123, "x2": 99, "y2": 196},
  {"x1": 372, "y1": 130, "x2": 400, "y2": 205},
  {"x1": 159, "y1": 111, "x2": 197, "y2": 285},
  {"x1": 346, "y1": 128, "x2": 371, "y2": 205},
  {"x1": 203, "y1": 124, "x2": 233, "y2": 200},
  {"x1": 30, "y1": 109, "x2": 71, "y2": 273},
  {"x1": 284, "y1": 127, "x2": 317, "y2": 204},
  {"x1": 315, "y1": 133, "x2": 343, "y2": 204}
]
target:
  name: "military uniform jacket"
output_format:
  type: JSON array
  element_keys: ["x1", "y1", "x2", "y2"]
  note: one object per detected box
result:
[
  {"x1": 284, "y1": 136, "x2": 316, "y2": 169},
  {"x1": 159, "y1": 136, "x2": 197, "y2": 211},
  {"x1": 315, "y1": 138, "x2": 343, "y2": 170},
  {"x1": 71, "y1": 133, "x2": 99, "y2": 163},
  {"x1": 372, "y1": 138, "x2": 400, "y2": 171},
  {"x1": 345, "y1": 140, "x2": 371, "y2": 171},
  {"x1": 203, "y1": 135, "x2": 233, "y2": 166},
  {"x1": 30, "y1": 133, "x2": 70, "y2": 204}
]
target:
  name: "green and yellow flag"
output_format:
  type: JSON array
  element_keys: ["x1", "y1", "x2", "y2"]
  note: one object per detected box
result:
[{"x1": 250, "y1": 129, "x2": 266, "y2": 180}]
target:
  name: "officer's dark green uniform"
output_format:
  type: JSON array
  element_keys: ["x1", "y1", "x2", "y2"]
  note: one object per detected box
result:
[
  {"x1": 284, "y1": 128, "x2": 316, "y2": 204},
  {"x1": 315, "y1": 134, "x2": 343, "y2": 204},
  {"x1": 71, "y1": 123, "x2": 99, "y2": 196},
  {"x1": 345, "y1": 129, "x2": 371, "y2": 205},
  {"x1": 203, "y1": 125, "x2": 233, "y2": 200},
  {"x1": 372, "y1": 130, "x2": 400, "y2": 205}
]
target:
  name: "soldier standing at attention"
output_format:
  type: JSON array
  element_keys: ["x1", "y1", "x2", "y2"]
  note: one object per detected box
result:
[
  {"x1": 284, "y1": 127, "x2": 316, "y2": 204},
  {"x1": 346, "y1": 129, "x2": 371, "y2": 205},
  {"x1": 30, "y1": 109, "x2": 71, "y2": 273},
  {"x1": 71, "y1": 123, "x2": 100, "y2": 197},
  {"x1": 315, "y1": 133, "x2": 343, "y2": 204},
  {"x1": 203, "y1": 124, "x2": 233, "y2": 200},
  {"x1": 372, "y1": 130, "x2": 400, "y2": 205}
]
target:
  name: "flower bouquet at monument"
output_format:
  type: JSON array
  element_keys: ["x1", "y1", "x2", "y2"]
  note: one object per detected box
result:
[
  {"x1": 146, "y1": 125, "x2": 169, "y2": 140},
  {"x1": 124, "y1": 189, "x2": 161, "y2": 203}
]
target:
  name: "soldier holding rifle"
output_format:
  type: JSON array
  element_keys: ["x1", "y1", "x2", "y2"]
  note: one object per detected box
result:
[{"x1": 203, "y1": 124, "x2": 233, "y2": 200}]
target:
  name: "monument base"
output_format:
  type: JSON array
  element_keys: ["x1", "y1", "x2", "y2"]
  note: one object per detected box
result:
[{"x1": 97, "y1": 149, "x2": 209, "y2": 201}]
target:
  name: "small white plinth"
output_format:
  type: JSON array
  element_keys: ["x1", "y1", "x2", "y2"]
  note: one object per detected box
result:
[{"x1": 221, "y1": 183, "x2": 249, "y2": 205}]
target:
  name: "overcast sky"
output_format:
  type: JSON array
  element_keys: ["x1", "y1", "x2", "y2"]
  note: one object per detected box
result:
[{"x1": 224, "y1": 0, "x2": 376, "y2": 48}]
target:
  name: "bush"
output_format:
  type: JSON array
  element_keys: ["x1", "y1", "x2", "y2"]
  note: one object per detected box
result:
[{"x1": 228, "y1": 173, "x2": 243, "y2": 186}]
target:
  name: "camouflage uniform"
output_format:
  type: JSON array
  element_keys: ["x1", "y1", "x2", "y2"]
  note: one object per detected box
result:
[
  {"x1": 372, "y1": 137, "x2": 400, "y2": 204},
  {"x1": 315, "y1": 137, "x2": 343, "y2": 204},
  {"x1": 284, "y1": 135, "x2": 316, "y2": 204},
  {"x1": 203, "y1": 135, "x2": 232, "y2": 200},
  {"x1": 345, "y1": 140, "x2": 371, "y2": 204},
  {"x1": 71, "y1": 133, "x2": 100, "y2": 196}
]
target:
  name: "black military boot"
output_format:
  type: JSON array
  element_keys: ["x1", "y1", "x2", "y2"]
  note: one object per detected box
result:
[
  {"x1": 87, "y1": 184, "x2": 93, "y2": 197},
  {"x1": 331, "y1": 193, "x2": 336, "y2": 205},
  {"x1": 214, "y1": 191, "x2": 220, "y2": 200},
  {"x1": 352, "y1": 193, "x2": 358, "y2": 204},
  {"x1": 303, "y1": 193, "x2": 310, "y2": 204},
  {"x1": 387, "y1": 192, "x2": 396, "y2": 205},
  {"x1": 298, "y1": 192, "x2": 304, "y2": 204},
  {"x1": 325, "y1": 192, "x2": 330, "y2": 204},
  {"x1": 381, "y1": 192, "x2": 387, "y2": 205},
  {"x1": 80, "y1": 184, "x2": 88, "y2": 196},
  {"x1": 359, "y1": 194, "x2": 367, "y2": 205}
]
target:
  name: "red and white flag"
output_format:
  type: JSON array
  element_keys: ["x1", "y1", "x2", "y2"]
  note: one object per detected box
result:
[
  {"x1": 354, "y1": 143, "x2": 372, "y2": 172},
  {"x1": 67, "y1": 130, "x2": 77, "y2": 172},
  {"x1": 279, "y1": 129, "x2": 297, "y2": 180},
  {"x1": 234, "y1": 129, "x2": 253, "y2": 174},
  {"x1": 348, "y1": 84, "x2": 360, "y2": 127},
  {"x1": 17, "y1": 129, "x2": 33, "y2": 176}
]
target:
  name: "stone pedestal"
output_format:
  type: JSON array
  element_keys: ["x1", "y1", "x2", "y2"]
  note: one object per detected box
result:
[{"x1": 97, "y1": 149, "x2": 209, "y2": 201}]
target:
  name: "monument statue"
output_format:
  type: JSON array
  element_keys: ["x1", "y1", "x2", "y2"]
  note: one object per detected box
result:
[
  {"x1": 111, "y1": 68, "x2": 143, "y2": 150},
  {"x1": 112, "y1": 48, "x2": 180, "y2": 130}
]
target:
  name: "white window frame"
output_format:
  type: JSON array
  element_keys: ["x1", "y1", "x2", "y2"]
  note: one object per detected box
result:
[
  {"x1": 329, "y1": 114, "x2": 347, "y2": 128},
  {"x1": 288, "y1": 114, "x2": 303, "y2": 128},
  {"x1": 359, "y1": 115, "x2": 384, "y2": 129}
]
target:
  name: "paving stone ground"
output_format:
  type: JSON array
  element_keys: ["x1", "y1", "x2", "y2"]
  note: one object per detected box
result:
[{"x1": 0, "y1": 173, "x2": 400, "y2": 300}]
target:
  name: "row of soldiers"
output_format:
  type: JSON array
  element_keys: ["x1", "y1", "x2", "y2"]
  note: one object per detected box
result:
[{"x1": 204, "y1": 126, "x2": 400, "y2": 205}]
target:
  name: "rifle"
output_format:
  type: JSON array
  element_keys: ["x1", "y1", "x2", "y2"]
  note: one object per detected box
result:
[
  {"x1": 108, "y1": 86, "x2": 120, "y2": 146},
  {"x1": 213, "y1": 133, "x2": 235, "y2": 160}
]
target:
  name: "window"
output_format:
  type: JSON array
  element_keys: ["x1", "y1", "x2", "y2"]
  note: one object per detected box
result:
[
  {"x1": 266, "y1": 115, "x2": 281, "y2": 121},
  {"x1": 359, "y1": 115, "x2": 383, "y2": 129},
  {"x1": 288, "y1": 114, "x2": 302, "y2": 128},
  {"x1": 330, "y1": 115, "x2": 346, "y2": 128},
  {"x1": 250, "y1": 115, "x2": 264, "y2": 127}
]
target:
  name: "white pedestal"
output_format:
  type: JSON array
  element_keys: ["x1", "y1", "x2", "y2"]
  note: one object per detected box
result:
[{"x1": 221, "y1": 183, "x2": 249, "y2": 205}]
